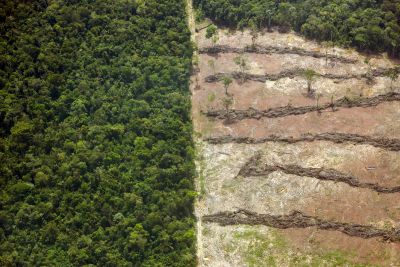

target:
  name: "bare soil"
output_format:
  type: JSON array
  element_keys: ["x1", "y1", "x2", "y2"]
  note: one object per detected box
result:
[
  {"x1": 238, "y1": 152, "x2": 400, "y2": 194},
  {"x1": 201, "y1": 102, "x2": 400, "y2": 140}
]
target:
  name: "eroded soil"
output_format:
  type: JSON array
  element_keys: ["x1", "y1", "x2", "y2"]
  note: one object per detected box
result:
[{"x1": 192, "y1": 24, "x2": 400, "y2": 266}]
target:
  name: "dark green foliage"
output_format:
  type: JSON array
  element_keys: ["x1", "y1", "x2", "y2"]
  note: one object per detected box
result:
[
  {"x1": 0, "y1": 0, "x2": 195, "y2": 266},
  {"x1": 194, "y1": 0, "x2": 400, "y2": 56},
  {"x1": 206, "y1": 24, "x2": 218, "y2": 39}
]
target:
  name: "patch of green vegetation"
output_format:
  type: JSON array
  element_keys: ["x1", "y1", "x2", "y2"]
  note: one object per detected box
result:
[
  {"x1": 195, "y1": 141, "x2": 207, "y2": 198},
  {"x1": 232, "y1": 228, "x2": 286, "y2": 267},
  {"x1": 200, "y1": 117, "x2": 215, "y2": 137},
  {"x1": 199, "y1": 172, "x2": 206, "y2": 197},
  {"x1": 195, "y1": 8, "x2": 205, "y2": 23},
  {"x1": 202, "y1": 225, "x2": 211, "y2": 237},
  {"x1": 228, "y1": 227, "x2": 377, "y2": 267},
  {"x1": 207, "y1": 92, "x2": 216, "y2": 102}
]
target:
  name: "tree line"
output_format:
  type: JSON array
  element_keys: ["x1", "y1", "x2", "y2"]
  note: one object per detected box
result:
[
  {"x1": 194, "y1": 0, "x2": 400, "y2": 57},
  {"x1": 0, "y1": 0, "x2": 195, "y2": 266}
]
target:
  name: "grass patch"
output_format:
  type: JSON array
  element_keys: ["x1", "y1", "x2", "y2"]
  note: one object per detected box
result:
[
  {"x1": 226, "y1": 226, "x2": 378, "y2": 267},
  {"x1": 194, "y1": 140, "x2": 207, "y2": 198},
  {"x1": 207, "y1": 92, "x2": 216, "y2": 102}
]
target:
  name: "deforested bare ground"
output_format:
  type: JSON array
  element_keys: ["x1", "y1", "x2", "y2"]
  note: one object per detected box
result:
[
  {"x1": 195, "y1": 141, "x2": 400, "y2": 266},
  {"x1": 238, "y1": 152, "x2": 400, "y2": 193},
  {"x1": 201, "y1": 101, "x2": 400, "y2": 140},
  {"x1": 191, "y1": 25, "x2": 400, "y2": 266}
]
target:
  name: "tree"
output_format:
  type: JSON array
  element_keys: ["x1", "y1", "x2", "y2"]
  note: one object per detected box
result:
[
  {"x1": 265, "y1": 8, "x2": 274, "y2": 32},
  {"x1": 208, "y1": 59, "x2": 215, "y2": 75},
  {"x1": 385, "y1": 66, "x2": 400, "y2": 91},
  {"x1": 316, "y1": 93, "x2": 323, "y2": 115},
  {"x1": 205, "y1": 24, "x2": 218, "y2": 47},
  {"x1": 194, "y1": 76, "x2": 201, "y2": 91},
  {"x1": 222, "y1": 75, "x2": 233, "y2": 95},
  {"x1": 129, "y1": 224, "x2": 149, "y2": 250},
  {"x1": 364, "y1": 57, "x2": 374, "y2": 84},
  {"x1": 302, "y1": 68, "x2": 317, "y2": 97},
  {"x1": 249, "y1": 20, "x2": 258, "y2": 47},
  {"x1": 321, "y1": 41, "x2": 334, "y2": 66},
  {"x1": 330, "y1": 93, "x2": 337, "y2": 112},
  {"x1": 233, "y1": 54, "x2": 248, "y2": 83},
  {"x1": 221, "y1": 95, "x2": 233, "y2": 115}
]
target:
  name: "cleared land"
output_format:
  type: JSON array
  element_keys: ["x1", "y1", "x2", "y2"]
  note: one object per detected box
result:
[{"x1": 192, "y1": 24, "x2": 400, "y2": 266}]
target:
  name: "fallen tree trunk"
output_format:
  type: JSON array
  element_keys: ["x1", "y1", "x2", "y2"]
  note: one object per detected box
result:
[
  {"x1": 204, "y1": 92, "x2": 400, "y2": 121},
  {"x1": 237, "y1": 153, "x2": 400, "y2": 194},
  {"x1": 205, "y1": 67, "x2": 393, "y2": 83},
  {"x1": 203, "y1": 209, "x2": 400, "y2": 242},
  {"x1": 205, "y1": 132, "x2": 400, "y2": 152},
  {"x1": 199, "y1": 45, "x2": 358, "y2": 64}
]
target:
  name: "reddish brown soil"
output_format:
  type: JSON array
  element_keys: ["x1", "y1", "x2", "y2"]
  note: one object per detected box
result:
[
  {"x1": 202, "y1": 102, "x2": 400, "y2": 139},
  {"x1": 338, "y1": 153, "x2": 400, "y2": 188},
  {"x1": 280, "y1": 228, "x2": 400, "y2": 265}
]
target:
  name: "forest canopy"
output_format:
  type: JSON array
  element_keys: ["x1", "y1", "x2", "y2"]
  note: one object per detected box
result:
[
  {"x1": 194, "y1": 0, "x2": 400, "y2": 56},
  {"x1": 0, "y1": 0, "x2": 195, "y2": 266}
]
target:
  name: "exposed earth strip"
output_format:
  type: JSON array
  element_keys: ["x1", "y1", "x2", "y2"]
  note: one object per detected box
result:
[{"x1": 205, "y1": 132, "x2": 400, "y2": 151}]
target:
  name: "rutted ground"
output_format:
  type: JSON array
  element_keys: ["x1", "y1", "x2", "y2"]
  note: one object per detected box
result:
[{"x1": 191, "y1": 20, "x2": 400, "y2": 266}]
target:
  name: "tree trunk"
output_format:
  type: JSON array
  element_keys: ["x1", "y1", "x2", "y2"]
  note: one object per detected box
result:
[
  {"x1": 325, "y1": 51, "x2": 328, "y2": 66},
  {"x1": 268, "y1": 17, "x2": 271, "y2": 32}
]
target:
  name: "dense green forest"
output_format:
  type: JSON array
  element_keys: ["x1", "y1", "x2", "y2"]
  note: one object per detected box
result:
[
  {"x1": 0, "y1": 0, "x2": 195, "y2": 266},
  {"x1": 194, "y1": 0, "x2": 400, "y2": 56}
]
